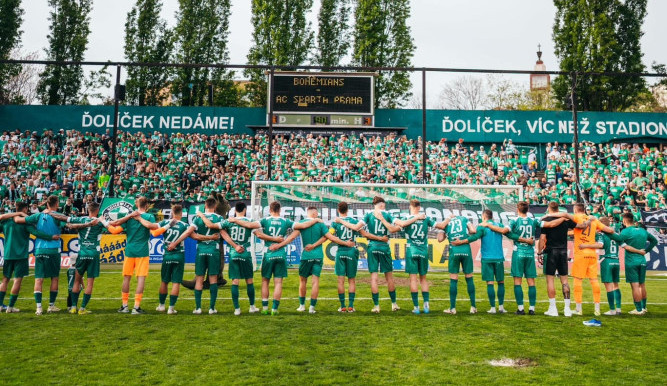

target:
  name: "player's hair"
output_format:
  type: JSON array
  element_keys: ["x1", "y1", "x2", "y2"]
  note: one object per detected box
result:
[
  {"x1": 622, "y1": 212, "x2": 634, "y2": 223},
  {"x1": 338, "y1": 201, "x2": 348, "y2": 215},
  {"x1": 599, "y1": 216, "x2": 611, "y2": 226},
  {"x1": 46, "y1": 195, "x2": 58, "y2": 209},
  {"x1": 88, "y1": 202, "x2": 100, "y2": 212},
  {"x1": 205, "y1": 197, "x2": 217, "y2": 209},
  {"x1": 269, "y1": 201, "x2": 281, "y2": 213},
  {"x1": 172, "y1": 204, "x2": 183, "y2": 216},
  {"x1": 307, "y1": 206, "x2": 318, "y2": 212},
  {"x1": 16, "y1": 201, "x2": 28, "y2": 212},
  {"x1": 517, "y1": 201, "x2": 529, "y2": 214},
  {"x1": 372, "y1": 196, "x2": 385, "y2": 206},
  {"x1": 548, "y1": 201, "x2": 560, "y2": 212},
  {"x1": 573, "y1": 203, "x2": 585, "y2": 213},
  {"x1": 410, "y1": 199, "x2": 420, "y2": 208},
  {"x1": 482, "y1": 209, "x2": 492, "y2": 220},
  {"x1": 136, "y1": 196, "x2": 148, "y2": 209},
  {"x1": 235, "y1": 202, "x2": 246, "y2": 213}
]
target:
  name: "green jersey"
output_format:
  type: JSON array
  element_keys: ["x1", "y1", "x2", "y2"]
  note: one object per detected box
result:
[
  {"x1": 298, "y1": 219, "x2": 330, "y2": 260},
  {"x1": 404, "y1": 215, "x2": 436, "y2": 251},
  {"x1": 123, "y1": 212, "x2": 156, "y2": 258},
  {"x1": 220, "y1": 217, "x2": 254, "y2": 259},
  {"x1": 446, "y1": 216, "x2": 472, "y2": 255},
  {"x1": 69, "y1": 216, "x2": 105, "y2": 257},
  {"x1": 596, "y1": 232, "x2": 619, "y2": 260},
  {"x1": 0, "y1": 218, "x2": 52, "y2": 260},
  {"x1": 509, "y1": 217, "x2": 541, "y2": 255},
  {"x1": 363, "y1": 211, "x2": 395, "y2": 246},
  {"x1": 159, "y1": 219, "x2": 189, "y2": 259},
  {"x1": 191, "y1": 213, "x2": 223, "y2": 254},
  {"x1": 331, "y1": 217, "x2": 359, "y2": 249},
  {"x1": 260, "y1": 216, "x2": 294, "y2": 256},
  {"x1": 616, "y1": 225, "x2": 658, "y2": 263}
]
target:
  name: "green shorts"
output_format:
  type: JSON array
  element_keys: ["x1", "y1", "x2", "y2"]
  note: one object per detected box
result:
[
  {"x1": 405, "y1": 248, "x2": 429, "y2": 276},
  {"x1": 195, "y1": 251, "x2": 220, "y2": 276},
  {"x1": 449, "y1": 252, "x2": 473, "y2": 275},
  {"x1": 76, "y1": 255, "x2": 100, "y2": 279},
  {"x1": 2, "y1": 259, "x2": 29, "y2": 279},
  {"x1": 600, "y1": 258, "x2": 620, "y2": 283},
  {"x1": 261, "y1": 256, "x2": 288, "y2": 279},
  {"x1": 161, "y1": 259, "x2": 185, "y2": 284},
  {"x1": 335, "y1": 248, "x2": 359, "y2": 278},
  {"x1": 511, "y1": 252, "x2": 537, "y2": 279},
  {"x1": 34, "y1": 251, "x2": 61, "y2": 279},
  {"x1": 229, "y1": 256, "x2": 254, "y2": 280},
  {"x1": 299, "y1": 259, "x2": 323, "y2": 278},
  {"x1": 481, "y1": 261, "x2": 505, "y2": 282},
  {"x1": 367, "y1": 243, "x2": 393, "y2": 273},
  {"x1": 625, "y1": 259, "x2": 646, "y2": 284}
]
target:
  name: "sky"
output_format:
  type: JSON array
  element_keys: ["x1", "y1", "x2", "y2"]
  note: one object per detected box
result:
[{"x1": 17, "y1": 0, "x2": 667, "y2": 105}]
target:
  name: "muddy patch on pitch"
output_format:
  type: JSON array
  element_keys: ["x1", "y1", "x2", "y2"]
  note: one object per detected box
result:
[{"x1": 488, "y1": 358, "x2": 537, "y2": 368}]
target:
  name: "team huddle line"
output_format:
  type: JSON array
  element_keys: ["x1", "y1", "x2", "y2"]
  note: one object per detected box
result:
[{"x1": 0, "y1": 195, "x2": 658, "y2": 317}]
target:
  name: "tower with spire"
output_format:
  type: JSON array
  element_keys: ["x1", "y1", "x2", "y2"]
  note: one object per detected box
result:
[{"x1": 530, "y1": 44, "x2": 550, "y2": 91}]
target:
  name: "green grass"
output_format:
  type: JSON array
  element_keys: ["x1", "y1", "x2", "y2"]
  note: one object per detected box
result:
[{"x1": 2, "y1": 265, "x2": 666, "y2": 384}]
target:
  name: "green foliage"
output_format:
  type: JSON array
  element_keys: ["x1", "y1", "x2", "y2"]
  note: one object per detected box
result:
[
  {"x1": 124, "y1": 0, "x2": 175, "y2": 106},
  {"x1": 0, "y1": 0, "x2": 24, "y2": 104},
  {"x1": 1, "y1": 268, "x2": 666, "y2": 384},
  {"x1": 78, "y1": 65, "x2": 112, "y2": 105},
  {"x1": 353, "y1": 0, "x2": 415, "y2": 109},
  {"x1": 37, "y1": 0, "x2": 93, "y2": 105},
  {"x1": 173, "y1": 0, "x2": 240, "y2": 107},
  {"x1": 245, "y1": 0, "x2": 314, "y2": 107},
  {"x1": 552, "y1": 0, "x2": 648, "y2": 111},
  {"x1": 316, "y1": 0, "x2": 351, "y2": 68}
]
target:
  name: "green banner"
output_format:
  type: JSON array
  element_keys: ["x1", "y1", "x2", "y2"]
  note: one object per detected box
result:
[{"x1": 1, "y1": 105, "x2": 665, "y2": 143}]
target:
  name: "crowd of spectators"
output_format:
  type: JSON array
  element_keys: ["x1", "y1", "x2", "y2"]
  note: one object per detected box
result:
[{"x1": 0, "y1": 129, "x2": 665, "y2": 222}]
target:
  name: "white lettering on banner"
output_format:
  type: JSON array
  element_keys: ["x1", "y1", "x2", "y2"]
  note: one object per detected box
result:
[
  {"x1": 442, "y1": 116, "x2": 520, "y2": 136},
  {"x1": 81, "y1": 112, "x2": 237, "y2": 131}
]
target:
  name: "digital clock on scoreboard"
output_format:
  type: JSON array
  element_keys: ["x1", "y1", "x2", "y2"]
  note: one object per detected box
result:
[{"x1": 271, "y1": 114, "x2": 373, "y2": 127}]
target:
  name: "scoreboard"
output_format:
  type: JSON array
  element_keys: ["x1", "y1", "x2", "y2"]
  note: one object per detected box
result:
[{"x1": 268, "y1": 72, "x2": 375, "y2": 128}]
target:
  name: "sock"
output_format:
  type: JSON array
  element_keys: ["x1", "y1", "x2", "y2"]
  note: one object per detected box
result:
[
  {"x1": 389, "y1": 290, "x2": 397, "y2": 303},
  {"x1": 9, "y1": 294, "x2": 18, "y2": 307},
  {"x1": 642, "y1": 298, "x2": 647, "y2": 309},
  {"x1": 71, "y1": 291, "x2": 80, "y2": 309},
  {"x1": 134, "y1": 293, "x2": 143, "y2": 309},
  {"x1": 49, "y1": 291, "x2": 58, "y2": 306},
  {"x1": 0, "y1": 291, "x2": 5, "y2": 306},
  {"x1": 465, "y1": 277, "x2": 476, "y2": 307},
  {"x1": 422, "y1": 291, "x2": 429, "y2": 303},
  {"x1": 498, "y1": 283, "x2": 505, "y2": 306},
  {"x1": 548, "y1": 298, "x2": 556, "y2": 309},
  {"x1": 591, "y1": 281, "x2": 601, "y2": 303},
  {"x1": 81, "y1": 293, "x2": 91, "y2": 308},
  {"x1": 299, "y1": 296, "x2": 306, "y2": 306},
  {"x1": 34, "y1": 291, "x2": 42, "y2": 307},
  {"x1": 514, "y1": 285, "x2": 524, "y2": 306},
  {"x1": 576, "y1": 303, "x2": 582, "y2": 312},
  {"x1": 169, "y1": 294, "x2": 178, "y2": 307},
  {"x1": 606, "y1": 292, "x2": 615, "y2": 310},
  {"x1": 411, "y1": 292, "x2": 419, "y2": 308},
  {"x1": 231, "y1": 285, "x2": 240, "y2": 309},
  {"x1": 122, "y1": 292, "x2": 130, "y2": 307},
  {"x1": 195, "y1": 290, "x2": 203, "y2": 309},
  {"x1": 349, "y1": 292, "x2": 355, "y2": 308},
  {"x1": 487, "y1": 284, "x2": 496, "y2": 307},
  {"x1": 449, "y1": 279, "x2": 458, "y2": 309},
  {"x1": 247, "y1": 284, "x2": 256, "y2": 306},
  {"x1": 338, "y1": 293, "x2": 346, "y2": 308},
  {"x1": 209, "y1": 283, "x2": 218, "y2": 310},
  {"x1": 159, "y1": 293, "x2": 167, "y2": 306},
  {"x1": 595, "y1": 303, "x2": 600, "y2": 313},
  {"x1": 634, "y1": 301, "x2": 642, "y2": 312},
  {"x1": 261, "y1": 298, "x2": 269, "y2": 309},
  {"x1": 67, "y1": 292, "x2": 72, "y2": 308},
  {"x1": 528, "y1": 286, "x2": 536, "y2": 308},
  {"x1": 564, "y1": 299, "x2": 571, "y2": 310},
  {"x1": 573, "y1": 278, "x2": 583, "y2": 304},
  {"x1": 372, "y1": 292, "x2": 379, "y2": 306},
  {"x1": 614, "y1": 289, "x2": 621, "y2": 309},
  {"x1": 272, "y1": 299, "x2": 280, "y2": 310},
  {"x1": 310, "y1": 298, "x2": 318, "y2": 307}
]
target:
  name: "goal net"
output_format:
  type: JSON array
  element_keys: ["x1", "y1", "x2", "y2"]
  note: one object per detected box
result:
[{"x1": 248, "y1": 181, "x2": 523, "y2": 272}]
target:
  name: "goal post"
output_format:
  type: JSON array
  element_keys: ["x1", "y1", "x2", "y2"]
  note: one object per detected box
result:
[{"x1": 249, "y1": 181, "x2": 524, "y2": 272}]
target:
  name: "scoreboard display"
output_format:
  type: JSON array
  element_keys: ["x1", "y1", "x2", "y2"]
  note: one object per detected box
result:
[{"x1": 268, "y1": 72, "x2": 375, "y2": 127}]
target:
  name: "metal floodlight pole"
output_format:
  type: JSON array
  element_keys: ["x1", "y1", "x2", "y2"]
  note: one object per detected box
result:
[
  {"x1": 571, "y1": 72, "x2": 581, "y2": 203},
  {"x1": 267, "y1": 67, "x2": 275, "y2": 181},
  {"x1": 421, "y1": 69, "x2": 427, "y2": 183},
  {"x1": 109, "y1": 65, "x2": 122, "y2": 198}
]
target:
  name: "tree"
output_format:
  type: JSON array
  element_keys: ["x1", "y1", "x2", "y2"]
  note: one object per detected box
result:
[
  {"x1": 173, "y1": 0, "x2": 239, "y2": 107},
  {"x1": 316, "y1": 0, "x2": 351, "y2": 68},
  {"x1": 353, "y1": 0, "x2": 415, "y2": 109},
  {"x1": 124, "y1": 0, "x2": 174, "y2": 106},
  {"x1": 37, "y1": 0, "x2": 93, "y2": 105},
  {"x1": 3, "y1": 49, "x2": 40, "y2": 105},
  {"x1": 245, "y1": 0, "x2": 314, "y2": 106},
  {"x1": 0, "y1": 0, "x2": 24, "y2": 104},
  {"x1": 438, "y1": 76, "x2": 486, "y2": 110},
  {"x1": 552, "y1": 0, "x2": 648, "y2": 111}
]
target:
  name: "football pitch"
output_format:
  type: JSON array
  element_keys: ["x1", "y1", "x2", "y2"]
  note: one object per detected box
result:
[{"x1": 2, "y1": 265, "x2": 666, "y2": 385}]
